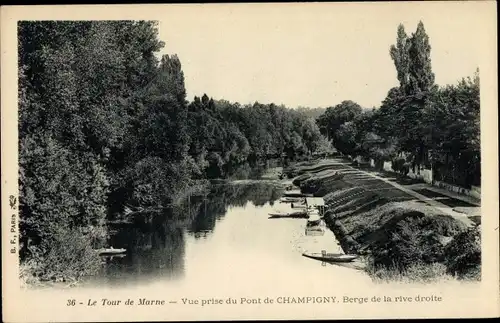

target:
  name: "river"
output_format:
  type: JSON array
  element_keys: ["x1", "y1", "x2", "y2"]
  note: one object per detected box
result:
[{"x1": 85, "y1": 161, "x2": 371, "y2": 292}]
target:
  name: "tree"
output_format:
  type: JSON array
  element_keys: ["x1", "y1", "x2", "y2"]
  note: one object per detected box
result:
[
  {"x1": 390, "y1": 24, "x2": 411, "y2": 93},
  {"x1": 390, "y1": 22, "x2": 435, "y2": 95},
  {"x1": 408, "y1": 21, "x2": 435, "y2": 94},
  {"x1": 333, "y1": 122, "x2": 359, "y2": 156},
  {"x1": 385, "y1": 21, "x2": 436, "y2": 168},
  {"x1": 425, "y1": 71, "x2": 480, "y2": 187},
  {"x1": 317, "y1": 100, "x2": 363, "y2": 140},
  {"x1": 18, "y1": 21, "x2": 172, "y2": 273},
  {"x1": 301, "y1": 117, "x2": 322, "y2": 154}
]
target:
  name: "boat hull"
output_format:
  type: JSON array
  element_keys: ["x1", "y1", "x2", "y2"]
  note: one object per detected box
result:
[
  {"x1": 268, "y1": 212, "x2": 309, "y2": 219},
  {"x1": 283, "y1": 192, "x2": 312, "y2": 198},
  {"x1": 97, "y1": 248, "x2": 126, "y2": 255},
  {"x1": 302, "y1": 252, "x2": 358, "y2": 263},
  {"x1": 280, "y1": 197, "x2": 303, "y2": 203},
  {"x1": 290, "y1": 203, "x2": 307, "y2": 209},
  {"x1": 305, "y1": 228, "x2": 325, "y2": 236}
]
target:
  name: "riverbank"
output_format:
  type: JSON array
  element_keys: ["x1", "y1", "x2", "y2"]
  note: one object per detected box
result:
[{"x1": 285, "y1": 158, "x2": 481, "y2": 283}]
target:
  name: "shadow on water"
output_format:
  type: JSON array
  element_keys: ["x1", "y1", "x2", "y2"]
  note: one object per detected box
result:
[
  {"x1": 209, "y1": 158, "x2": 284, "y2": 181},
  {"x1": 97, "y1": 178, "x2": 284, "y2": 286},
  {"x1": 321, "y1": 260, "x2": 365, "y2": 271}
]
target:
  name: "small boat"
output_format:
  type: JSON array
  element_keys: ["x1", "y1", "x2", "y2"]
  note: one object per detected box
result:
[
  {"x1": 302, "y1": 251, "x2": 358, "y2": 263},
  {"x1": 306, "y1": 212, "x2": 323, "y2": 227},
  {"x1": 268, "y1": 211, "x2": 309, "y2": 219},
  {"x1": 280, "y1": 197, "x2": 303, "y2": 203},
  {"x1": 97, "y1": 247, "x2": 127, "y2": 255},
  {"x1": 305, "y1": 227, "x2": 325, "y2": 236}
]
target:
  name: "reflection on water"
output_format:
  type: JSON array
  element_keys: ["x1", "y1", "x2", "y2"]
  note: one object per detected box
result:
[
  {"x1": 100, "y1": 219, "x2": 187, "y2": 286},
  {"x1": 92, "y1": 181, "x2": 285, "y2": 287},
  {"x1": 88, "y1": 161, "x2": 369, "y2": 289},
  {"x1": 213, "y1": 159, "x2": 284, "y2": 180}
]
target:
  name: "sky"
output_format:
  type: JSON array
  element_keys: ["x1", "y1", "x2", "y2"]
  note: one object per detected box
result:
[{"x1": 156, "y1": 2, "x2": 493, "y2": 109}]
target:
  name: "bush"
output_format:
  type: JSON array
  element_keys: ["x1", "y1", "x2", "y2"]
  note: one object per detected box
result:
[
  {"x1": 355, "y1": 204, "x2": 479, "y2": 282},
  {"x1": 19, "y1": 133, "x2": 109, "y2": 258},
  {"x1": 444, "y1": 226, "x2": 481, "y2": 280},
  {"x1": 367, "y1": 262, "x2": 454, "y2": 284},
  {"x1": 420, "y1": 214, "x2": 468, "y2": 236},
  {"x1": 391, "y1": 157, "x2": 410, "y2": 175},
  {"x1": 374, "y1": 158, "x2": 385, "y2": 170},
  {"x1": 21, "y1": 228, "x2": 102, "y2": 285},
  {"x1": 362, "y1": 209, "x2": 467, "y2": 272},
  {"x1": 370, "y1": 217, "x2": 441, "y2": 269}
]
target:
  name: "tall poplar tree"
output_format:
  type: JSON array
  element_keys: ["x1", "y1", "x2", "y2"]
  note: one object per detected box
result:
[
  {"x1": 390, "y1": 24, "x2": 411, "y2": 94},
  {"x1": 408, "y1": 21, "x2": 435, "y2": 93}
]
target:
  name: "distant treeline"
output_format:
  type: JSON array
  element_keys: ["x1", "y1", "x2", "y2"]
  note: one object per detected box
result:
[
  {"x1": 186, "y1": 96, "x2": 328, "y2": 179},
  {"x1": 317, "y1": 22, "x2": 480, "y2": 189},
  {"x1": 18, "y1": 20, "x2": 331, "y2": 279}
]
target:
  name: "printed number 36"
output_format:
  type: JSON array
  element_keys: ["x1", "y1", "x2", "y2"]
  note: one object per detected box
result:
[{"x1": 67, "y1": 299, "x2": 76, "y2": 306}]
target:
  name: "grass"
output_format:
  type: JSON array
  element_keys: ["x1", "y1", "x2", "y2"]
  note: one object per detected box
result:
[
  {"x1": 301, "y1": 176, "x2": 352, "y2": 196},
  {"x1": 342, "y1": 203, "x2": 478, "y2": 282},
  {"x1": 328, "y1": 173, "x2": 476, "y2": 280},
  {"x1": 367, "y1": 262, "x2": 457, "y2": 284},
  {"x1": 291, "y1": 158, "x2": 481, "y2": 283},
  {"x1": 324, "y1": 187, "x2": 360, "y2": 202}
]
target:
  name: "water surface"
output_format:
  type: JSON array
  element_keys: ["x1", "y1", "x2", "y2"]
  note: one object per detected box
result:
[{"x1": 89, "y1": 168, "x2": 370, "y2": 292}]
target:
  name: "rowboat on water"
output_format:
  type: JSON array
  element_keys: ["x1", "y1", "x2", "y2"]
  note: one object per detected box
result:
[
  {"x1": 283, "y1": 190, "x2": 313, "y2": 198},
  {"x1": 290, "y1": 200, "x2": 309, "y2": 208},
  {"x1": 305, "y1": 227, "x2": 325, "y2": 236},
  {"x1": 306, "y1": 212, "x2": 323, "y2": 227},
  {"x1": 97, "y1": 247, "x2": 127, "y2": 255},
  {"x1": 302, "y1": 251, "x2": 358, "y2": 263},
  {"x1": 268, "y1": 210, "x2": 309, "y2": 219},
  {"x1": 280, "y1": 197, "x2": 303, "y2": 203}
]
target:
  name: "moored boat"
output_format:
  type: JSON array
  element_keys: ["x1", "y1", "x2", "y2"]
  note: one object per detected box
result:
[
  {"x1": 97, "y1": 247, "x2": 127, "y2": 255},
  {"x1": 268, "y1": 210, "x2": 309, "y2": 219},
  {"x1": 305, "y1": 227, "x2": 325, "y2": 236},
  {"x1": 302, "y1": 251, "x2": 358, "y2": 263},
  {"x1": 306, "y1": 211, "x2": 323, "y2": 227},
  {"x1": 283, "y1": 190, "x2": 313, "y2": 198},
  {"x1": 280, "y1": 197, "x2": 303, "y2": 203},
  {"x1": 291, "y1": 202, "x2": 308, "y2": 209}
]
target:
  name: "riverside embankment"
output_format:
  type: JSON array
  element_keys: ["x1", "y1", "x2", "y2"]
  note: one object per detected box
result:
[{"x1": 284, "y1": 158, "x2": 481, "y2": 282}]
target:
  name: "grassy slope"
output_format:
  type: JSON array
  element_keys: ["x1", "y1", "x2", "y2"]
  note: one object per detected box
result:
[{"x1": 287, "y1": 160, "x2": 481, "y2": 283}]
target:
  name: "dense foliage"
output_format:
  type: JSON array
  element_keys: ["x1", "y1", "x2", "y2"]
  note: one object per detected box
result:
[
  {"x1": 18, "y1": 21, "x2": 327, "y2": 282},
  {"x1": 317, "y1": 21, "x2": 480, "y2": 188},
  {"x1": 187, "y1": 97, "x2": 324, "y2": 178}
]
